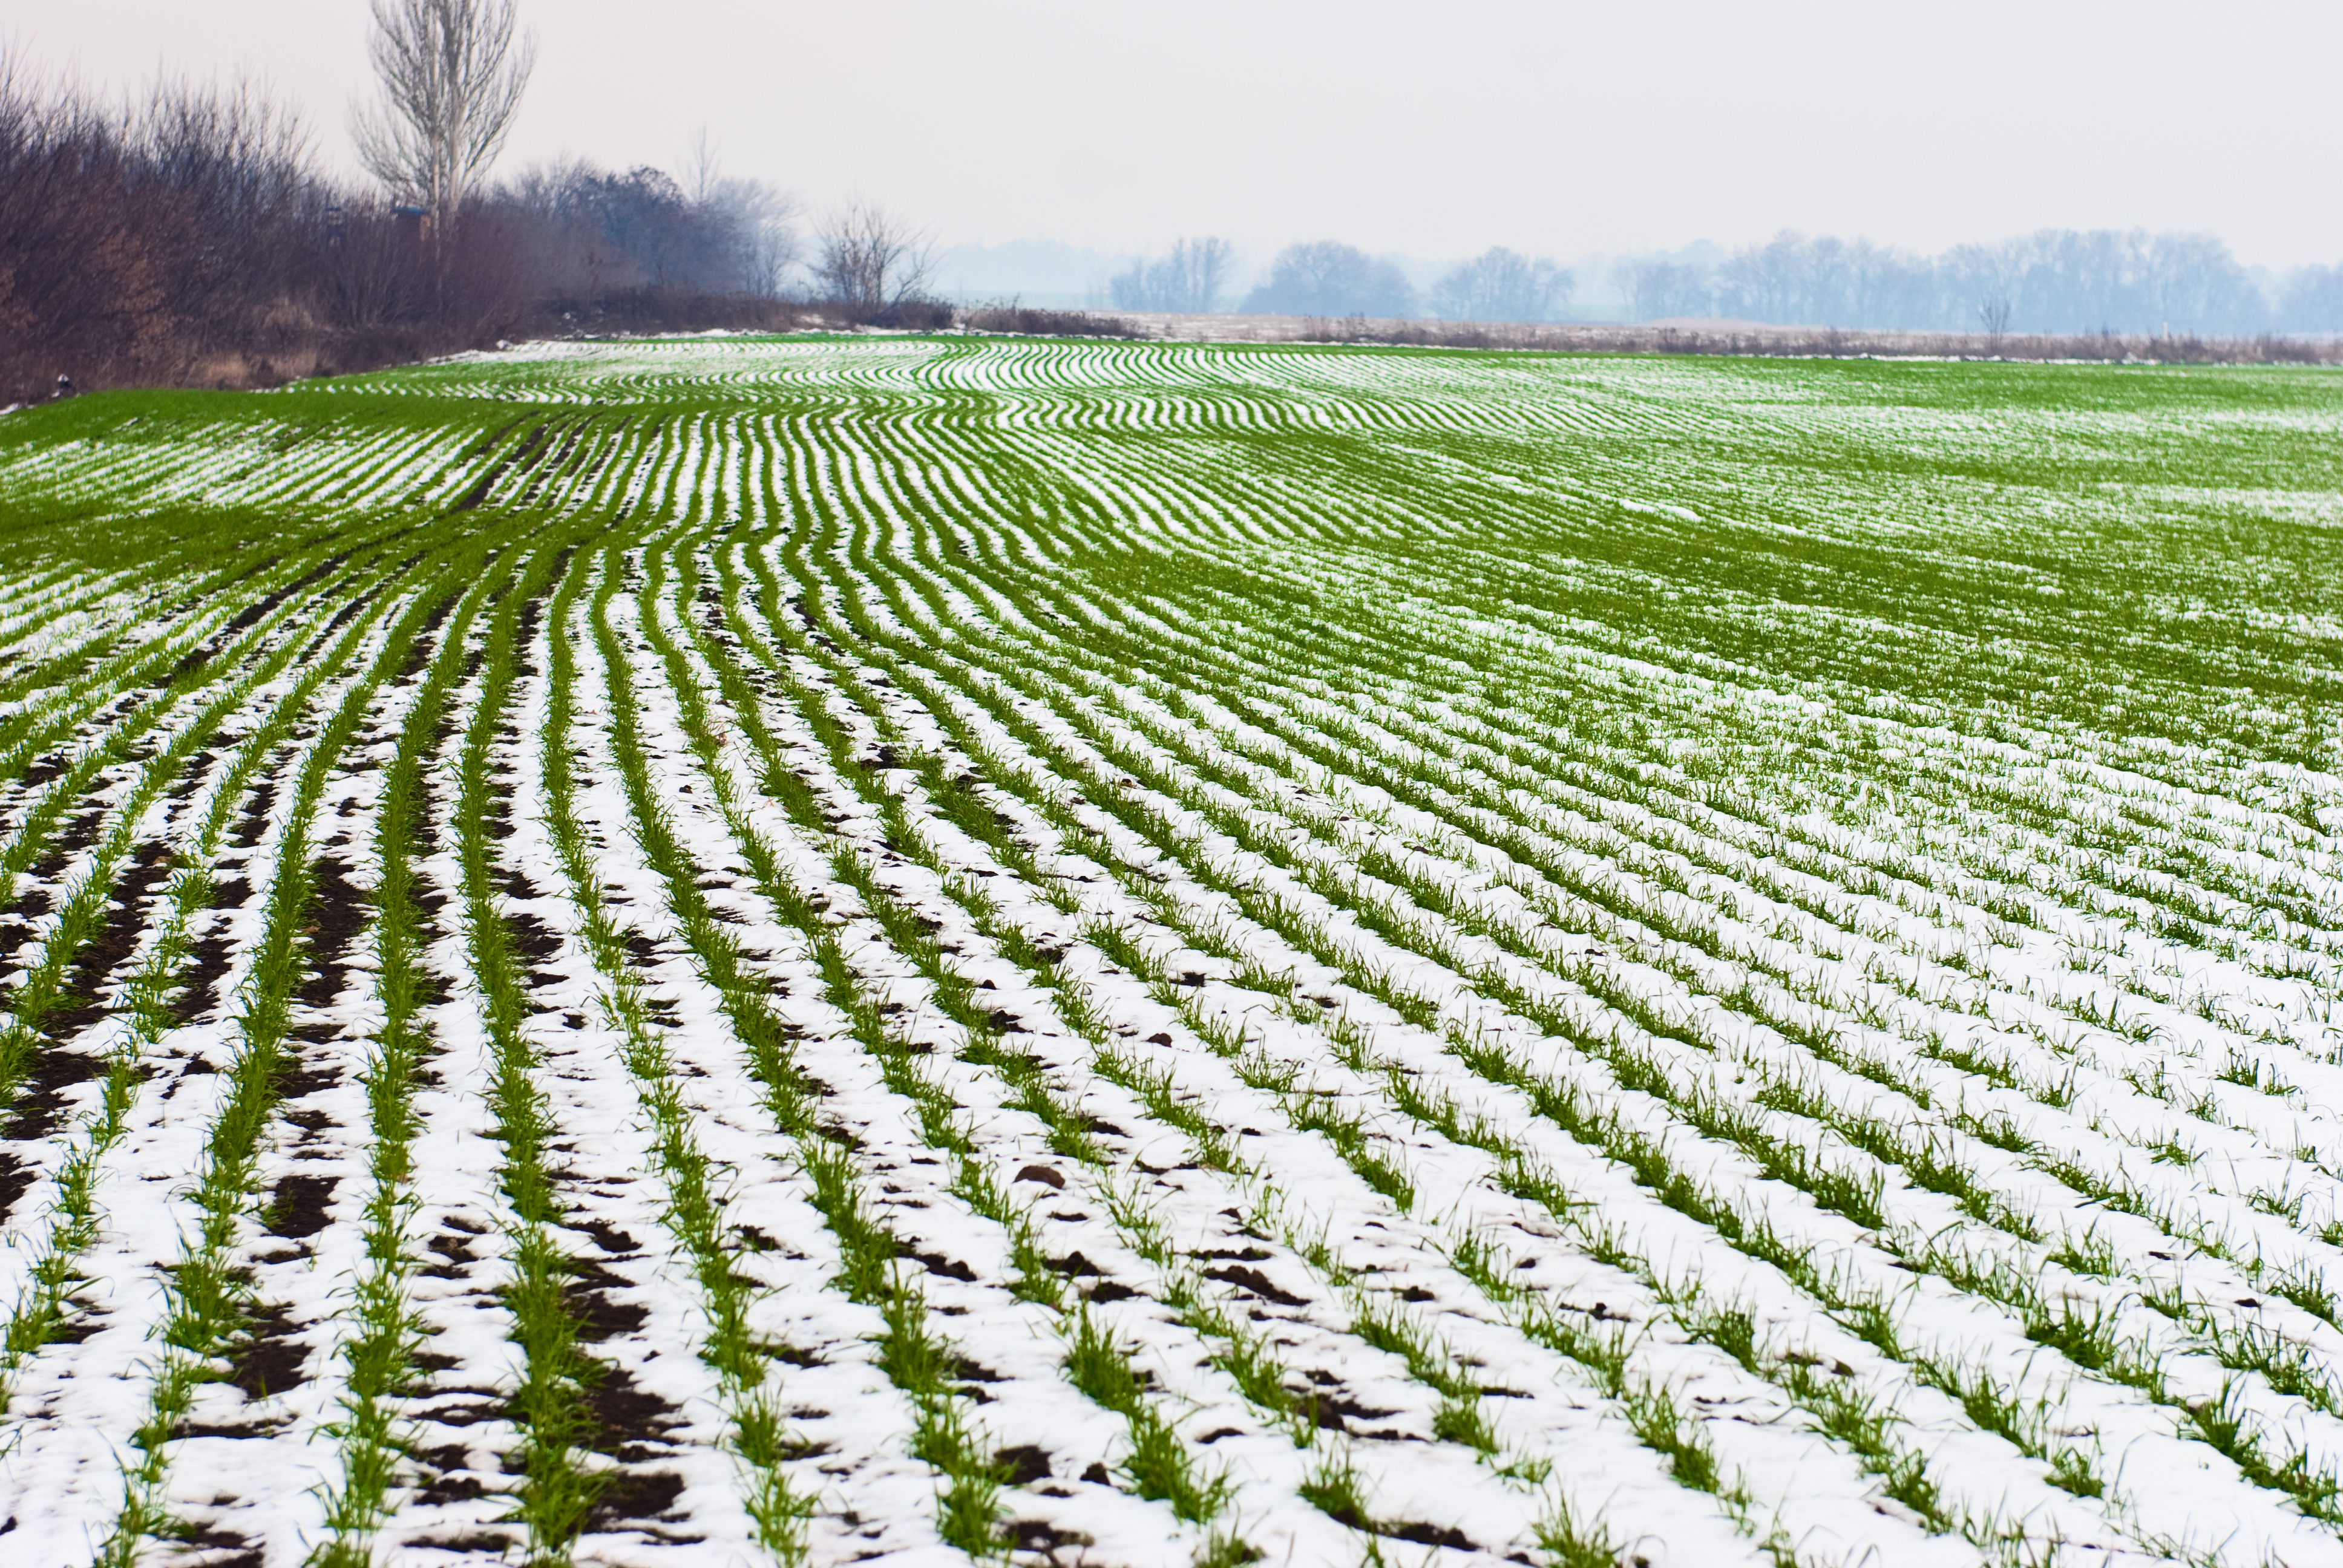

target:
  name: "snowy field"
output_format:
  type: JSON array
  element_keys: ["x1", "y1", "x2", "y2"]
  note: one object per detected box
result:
[{"x1": 0, "y1": 338, "x2": 2338, "y2": 1568}]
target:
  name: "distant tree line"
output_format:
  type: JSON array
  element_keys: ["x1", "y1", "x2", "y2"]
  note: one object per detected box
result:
[
  {"x1": 11, "y1": 0, "x2": 2338, "y2": 402},
  {"x1": 1620, "y1": 229, "x2": 2343, "y2": 336},
  {"x1": 0, "y1": 76, "x2": 827, "y2": 397},
  {"x1": 1270, "y1": 316, "x2": 2339, "y2": 366},
  {"x1": 1108, "y1": 237, "x2": 1236, "y2": 313},
  {"x1": 1117, "y1": 229, "x2": 2343, "y2": 336},
  {"x1": 0, "y1": 75, "x2": 818, "y2": 399},
  {"x1": 0, "y1": 62, "x2": 321, "y2": 400},
  {"x1": 0, "y1": 1, "x2": 963, "y2": 402},
  {"x1": 1115, "y1": 238, "x2": 1576, "y2": 322}
]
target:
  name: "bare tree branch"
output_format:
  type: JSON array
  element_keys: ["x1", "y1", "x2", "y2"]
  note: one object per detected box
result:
[
  {"x1": 683, "y1": 123, "x2": 719, "y2": 207},
  {"x1": 351, "y1": 0, "x2": 536, "y2": 224},
  {"x1": 813, "y1": 198, "x2": 934, "y2": 312}
]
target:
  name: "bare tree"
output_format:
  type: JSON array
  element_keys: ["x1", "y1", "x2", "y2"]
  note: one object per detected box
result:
[
  {"x1": 136, "y1": 72, "x2": 316, "y2": 352},
  {"x1": 1976, "y1": 292, "x2": 2012, "y2": 340},
  {"x1": 0, "y1": 56, "x2": 171, "y2": 385},
  {"x1": 2279, "y1": 264, "x2": 2343, "y2": 334},
  {"x1": 1111, "y1": 237, "x2": 1237, "y2": 313},
  {"x1": 683, "y1": 123, "x2": 720, "y2": 206},
  {"x1": 727, "y1": 185, "x2": 801, "y2": 298},
  {"x1": 676, "y1": 128, "x2": 799, "y2": 296},
  {"x1": 1430, "y1": 247, "x2": 1571, "y2": 322},
  {"x1": 1175, "y1": 237, "x2": 1236, "y2": 313},
  {"x1": 1620, "y1": 259, "x2": 1710, "y2": 322},
  {"x1": 0, "y1": 51, "x2": 325, "y2": 392},
  {"x1": 814, "y1": 198, "x2": 934, "y2": 312},
  {"x1": 352, "y1": 0, "x2": 536, "y2": 227},
  {"x1": 1238, "y1": 241, "x2": 1414, "y2": 317}
]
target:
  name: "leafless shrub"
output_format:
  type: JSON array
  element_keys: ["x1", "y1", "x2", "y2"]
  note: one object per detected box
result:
[
  {"x1": 960, "y1": 301, "x2": 1145, "y2": 338},
  {"x1": 320, "y1": 202, "x2": 430, "y2": 328},
  {"x1": 0, "y1": 62, "x2": 162, "y2": 393},
  {"x1": 0, "y1": 55, "x2": 330, "y2": 396},
  {"x1": 137, "y1": 74, "x2": 317, "y2": 335},
  {"x1": 1212, "y1": 313, "x2": 2343, "y2": 365},
  {"x1": 812, "y1": 198, "x2": 936, "y2": 318},
  {"x1": 0, "y1": 41, "x2": 825, "y2": 396},
  {"x1": 1295, "y1": 314, "x2": 1374, "y2": 343}
]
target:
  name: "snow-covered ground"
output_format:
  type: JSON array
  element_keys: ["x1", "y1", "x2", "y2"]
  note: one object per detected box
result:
[{"x1": 0, "y1": 338, "x2": 2336, "y2": 1566}]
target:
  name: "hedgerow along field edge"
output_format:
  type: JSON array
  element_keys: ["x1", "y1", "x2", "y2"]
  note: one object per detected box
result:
[{"x1": 0, "y1": 337, "x2": 2336, "y2": 1568}]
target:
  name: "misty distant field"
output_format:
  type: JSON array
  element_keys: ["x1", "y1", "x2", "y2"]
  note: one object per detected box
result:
[{"x1": 0, "y1": 338, "x2": 2338, "y2": 1568}]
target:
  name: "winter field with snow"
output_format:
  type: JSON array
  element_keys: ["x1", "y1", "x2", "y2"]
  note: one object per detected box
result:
[{"x1": 0, "y1": 337, "x2": 2338, "y2": 1568}]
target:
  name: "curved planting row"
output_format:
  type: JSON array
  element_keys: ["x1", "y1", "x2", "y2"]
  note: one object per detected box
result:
[{"x1": 0, "y1": 338, "x2": 2335, "y2": 1568}]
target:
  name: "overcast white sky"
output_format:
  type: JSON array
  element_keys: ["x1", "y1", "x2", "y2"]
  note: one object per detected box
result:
[{"x1": 10, "y1": 0, "x2": 2341, "y2": 269}]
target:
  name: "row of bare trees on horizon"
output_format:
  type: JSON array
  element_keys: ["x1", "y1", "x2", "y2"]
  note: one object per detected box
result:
[
  {"x1": 11, "y1": 0, "x2": 2341, "y2": 404},
  {"x1": 0, "y1": 0, "x2": 963, "y2": 403}
]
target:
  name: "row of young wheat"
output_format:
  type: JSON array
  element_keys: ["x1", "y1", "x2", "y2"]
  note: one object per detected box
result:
[{"x1": 0, "y1": 339, "x2": 2334, "y2": 1567}]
